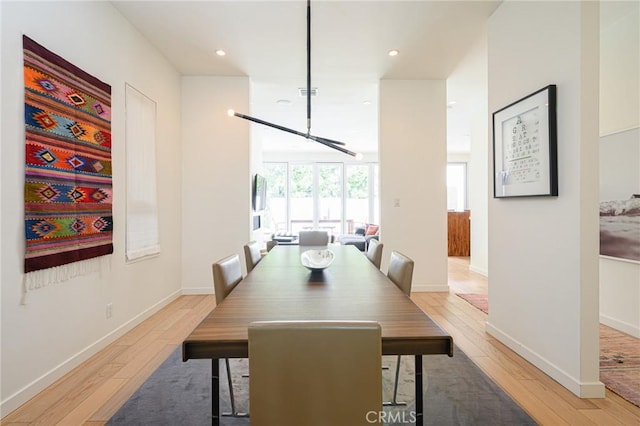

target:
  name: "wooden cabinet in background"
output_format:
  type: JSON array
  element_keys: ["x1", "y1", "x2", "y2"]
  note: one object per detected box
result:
[{"x1": 448, "y1": 210, "x2": 470, "y2": 256}]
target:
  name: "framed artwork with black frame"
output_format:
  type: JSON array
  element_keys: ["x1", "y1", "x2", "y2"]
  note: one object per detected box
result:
[{"x1": 492, "y1": 84, "x2": 558, "y2": 198}]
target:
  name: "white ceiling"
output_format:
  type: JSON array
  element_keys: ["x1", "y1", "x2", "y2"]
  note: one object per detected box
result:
[{"x1": 112, "y1": 1, "x2": 501, "y2": 155}]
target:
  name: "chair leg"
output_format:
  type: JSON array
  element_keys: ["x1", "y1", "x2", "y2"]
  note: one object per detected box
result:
[
  {"x1": 383, "y1": 355, "x2": 407, "y2": 406},
  {"x1": 221, "y1": 358, "x2": 250, "y2": 417}
]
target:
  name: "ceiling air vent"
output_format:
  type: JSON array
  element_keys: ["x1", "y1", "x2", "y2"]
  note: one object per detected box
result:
[{"x1": 298, "y1": 87, "x2": 318, "y2": 97}]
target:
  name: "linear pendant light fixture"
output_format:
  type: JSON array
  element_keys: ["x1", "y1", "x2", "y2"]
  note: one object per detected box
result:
[{"x1": 227, "y1": 0, "x2": 363, "y2": 159}]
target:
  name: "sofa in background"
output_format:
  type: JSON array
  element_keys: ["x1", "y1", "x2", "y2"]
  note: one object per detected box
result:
[{"x1": 338, "y1": 224, "x2": 379, "y2": 251}]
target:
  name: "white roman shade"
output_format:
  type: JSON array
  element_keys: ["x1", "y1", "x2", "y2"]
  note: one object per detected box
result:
[{"x1": 125, "y1": 84, "x2": 160, "y2": 260}]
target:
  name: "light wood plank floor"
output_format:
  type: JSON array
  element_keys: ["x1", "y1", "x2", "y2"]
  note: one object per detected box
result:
[{"x1": 3, "y1": 257, "x2": 639, "y2": 425}]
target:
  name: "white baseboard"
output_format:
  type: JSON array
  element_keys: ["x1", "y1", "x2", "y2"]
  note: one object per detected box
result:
[
  {"x1": 0, "y1": 290, "x2": 182, "y2": 416},
  {"x1": 600, "y1": 314, "x2": 640, "y2": 338},
  {"x1": 486, "y1": 321, "x2": 605, "y2": 398},
  {"x1": 412, "y1": 283, "x2": 450, "y2": 292},
  {"x1": 181, "y1": 286, "x2": 213, "y2": 295},
  {"x1": 468, "y1": 264, "x2": 488, "y2": 277}
]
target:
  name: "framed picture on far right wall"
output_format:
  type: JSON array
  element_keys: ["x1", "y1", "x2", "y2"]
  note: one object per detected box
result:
[
  {"x1": 492, "y1": 85, "x2": 558, "y2": 198},
  {"x1": 599, "y1": 127, "x2": 640, "y2": 263}
]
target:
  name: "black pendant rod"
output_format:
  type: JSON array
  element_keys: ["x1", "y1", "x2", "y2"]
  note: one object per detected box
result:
[
  {"x1": 306, "y1": 0, "x2": 311, "y2": 136},
  {"x1": 228, "y1": 0, "x2": 360, "y2": 159},
  {"x1": 232, "y1": 112, "x2": 356, "y2": 156}
]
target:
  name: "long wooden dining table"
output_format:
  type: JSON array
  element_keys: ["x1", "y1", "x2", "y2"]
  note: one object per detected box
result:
[{"x1": 182, "y1": 244, "x2": 453, "y2": 425}]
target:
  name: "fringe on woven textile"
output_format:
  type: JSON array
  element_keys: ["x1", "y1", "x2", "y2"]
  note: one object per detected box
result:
[{"x1": 22, "y1": 256, "x2": 111, "y2": 304}]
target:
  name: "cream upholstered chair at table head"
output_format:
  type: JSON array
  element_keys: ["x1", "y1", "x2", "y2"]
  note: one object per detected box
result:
[
  {"x1": 211, "y1": 254, "x2": 247, "y2": 418},
  {"x1": 243, "y1": 240, "x2": 262, "y2": 273},
  {"x1": 365, "y1": 239, "x2": 384, "y2": 269},
  {"x1": 248, "y1": 320, "x2": 383, "y2": 426},
  {"x1": 298, "y1": 230, "x2": 330, "y2": 246},
  {"x1": 384, "y1": 250, "x2": 415, "y2": 407}
]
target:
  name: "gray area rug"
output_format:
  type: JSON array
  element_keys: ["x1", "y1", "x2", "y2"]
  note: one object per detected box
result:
[{"x1": 108, "y1": 346, "x2": 536, "y2": 425}]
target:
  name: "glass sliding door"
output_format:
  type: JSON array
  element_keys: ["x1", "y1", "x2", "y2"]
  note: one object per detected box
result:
[
  {"x1": 263, "y1": 163, "x2": 287, "y2": 234},
  {"x1": 263, "y1": 161, "x2": 379, "y2": 236},
  {"x1": 289, "y1": 164, "x2": 314, "y2": 234},
  {"x1": 345, "y1": 164, "x2": 370, "y2": 233},
  {"x1": 317, "y1": 163, "x2": 343, "y2": 237},
  {"x1": 372, "y1": 164, "x2": 380, "y2": 225}
]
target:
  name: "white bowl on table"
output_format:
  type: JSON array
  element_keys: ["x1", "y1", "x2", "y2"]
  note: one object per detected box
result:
[{"x1": 300, "y1": 249, "x2": 335, "y2": 271}]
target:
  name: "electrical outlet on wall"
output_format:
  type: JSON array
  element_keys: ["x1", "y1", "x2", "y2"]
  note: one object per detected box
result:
[{"x1": 106, "y1": 303, "x2": 113, "y2": 319}]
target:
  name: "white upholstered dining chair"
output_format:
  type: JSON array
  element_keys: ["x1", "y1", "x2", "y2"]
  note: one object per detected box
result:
[
  {"x1": 243, "y1": 240, "x2": 262, "y2": 273},
  {"x1": 298, "y1": 230, "x2": 330, "y2": 246},
  {"x1": 365, "y1": 238, "x2": 383, "y2": 269},
  {"x1": 211, "y1": 254, "x2": 247, "y2": 417},
  {"x1": 384, "y1": 250, "x2": 414, "y2": 406},
  {"x1": 248, "y1": 320, "x2": 383, "y2": 425},
  {"x1": 266, "y1": 239, "x2": 278, "y2": 252},
  {"x1": 387, "y1": 250, "x2": 414, "y2": 297}
]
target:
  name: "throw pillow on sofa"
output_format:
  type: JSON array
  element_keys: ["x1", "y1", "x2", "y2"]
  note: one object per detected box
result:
[{"x1": 365, "y1": 224, "x2": 379, "y2": 236}]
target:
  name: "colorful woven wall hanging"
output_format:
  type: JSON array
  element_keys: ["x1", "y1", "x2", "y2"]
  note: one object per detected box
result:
[{"x1": 23, "y1": 35, "x2": 113, "y2": 287}]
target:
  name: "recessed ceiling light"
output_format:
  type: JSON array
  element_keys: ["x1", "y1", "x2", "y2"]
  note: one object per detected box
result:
[
  {"x1": 388, "y1": 49, "x2": 399, "y2": 57},
  {"x1": 363, "y1": 100, "x2": 372, "y2": 105},
  {"x1": 276, "y1": 99, "x2": 292, "y2": 105},
  {"x1": 215, "y1": 50, "x2": 226, "y2": 57}
]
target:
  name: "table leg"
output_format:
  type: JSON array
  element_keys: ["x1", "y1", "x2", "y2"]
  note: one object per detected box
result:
[
  {"x1": 212, "y1": 358, "x2": 220, "y2": 426},
  {"x1": 415, "y1": 355, "x2": 423, "y2": 426},
  {"x1": 382, "y1": 355, "x2": 407, "y2": 406},
  {"x1": 221, "y1": 359, "x2": 249, "y2": 417}
]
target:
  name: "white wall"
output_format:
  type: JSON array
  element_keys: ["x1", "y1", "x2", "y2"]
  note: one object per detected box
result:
[
  {"x1": 600, "y1": 2, "x2": 639, "y2": 136},
  {"x1": 1, "y1": 1, "x2": 183, "y2": 414},
  {"x1": 600, "y1": 257, "x2": 640, "y2": 337},
  {"x1": 379, "y1": 80, "x2": 448, "y2": 292},
  {"x1": 447, "y1": 30, "x2": 489, "y2": 276},
  {"x1": 598, "y1": 1, "x2": 640, "y2": 338},
  {"x1": 181, "y1": 77, "x2": 251, "y2": 291},
  {"x1": 487, "y1": 2, "x2": 603, "y2": 398},
  {"x1": 249, "y1": 82, "x2": 266, "y2": 247},
  {"x1": 446, "y1": 153, "x2": 470, "y2": 163}
]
